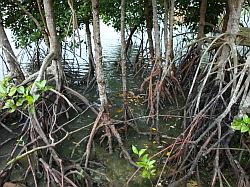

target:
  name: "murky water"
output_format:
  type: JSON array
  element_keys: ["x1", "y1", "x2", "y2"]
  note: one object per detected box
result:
[
  {"x1": 0, "y1": 24, "x2": 184, "y2": 186},
  {"x1": 55, "y1": 43, "x2": 183, "y2": 186}
]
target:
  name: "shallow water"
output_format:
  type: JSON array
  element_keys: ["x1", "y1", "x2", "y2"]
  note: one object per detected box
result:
[
  {"x1": 0, "y1": 24, "x2": 184, "y2": 186},
  {"x1": 55, "y1": 49, "x2": 183, "y2": 186}
]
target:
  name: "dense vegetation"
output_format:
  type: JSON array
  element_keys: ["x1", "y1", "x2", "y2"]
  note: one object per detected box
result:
[{"x1": 0, "y1": 0, "x2": 250, "y2": 186}]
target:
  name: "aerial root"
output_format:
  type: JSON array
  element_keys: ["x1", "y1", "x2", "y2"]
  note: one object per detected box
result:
[
  {"x1": 154, "y1": 36, "x2": 250, "y2": 186},
  {"x1": 84, "y1": 110, "x2": 136, "y2": 168}
]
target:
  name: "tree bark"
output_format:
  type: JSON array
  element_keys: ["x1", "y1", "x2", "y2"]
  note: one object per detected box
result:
[
  {"x1": 163, "y1": 0, "x2": 169, "y2": 59},
  {"x1": 144, "y1": 0, "x2": 154, "y2": 60},
  {"x1": 226, "y1": 0, "x2": 243, "y2": 35},
  {"x1": 151, "y1": 0, "x2": 161, "y2": 62},
  {"x1": 197, "y1": 0, "x2": 207, "y2": 39},
  {"x1": 0, "y1": 17, "x2": 24, "y2": 83},
  {"x1": 222, "y1": 1, "x2": 229, "y2": 33},
  {"x1": 125, "y1": 25, "x2": 137, "y2": 54},
  {"x1": 216, "y1": 0, "x2": 243, "y2": 84},
  {"x1": 43, "y1": 0, "x2": 63, "y2": 91},
  {"x1": 43, "y1": 0, "x2": 60, "y2": 59},
  {"x1": 120, "y1": 0, "x2": 129, "y2": 122},
  {"x1": 85, "y1": 19, "x2": 95, "y2": 83},
  {"x1": 166, "y1": 0, "x2": 174, "y2": 64},
  {"x1": 91, "y1": 0, "x2": 108, "y2": 110}
]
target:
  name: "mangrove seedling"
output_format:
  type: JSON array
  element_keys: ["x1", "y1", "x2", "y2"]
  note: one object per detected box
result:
[
  {"x1": 231, "y1": 114, "x2": 250, "y2": 135},
  {"x1": 0, "y1": 77, "x2": 51, "y2": 113},
  {"x1": 132, "y1": 145, "x2": 156, "y2": 179}
]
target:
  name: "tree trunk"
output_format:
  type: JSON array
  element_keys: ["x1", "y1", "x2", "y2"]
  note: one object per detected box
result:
[
  {"x1": 85, "y1": 19, "x2": 95, "y2": 83},
  {"x1": 43, "y1": 0, "x2": 59, "y2": 59},
  {"x1": 197, "y1": 0, "x2": 207, "y2": 39},
  {"x1": 43, "y1": 0, "x2": 63, "y2": 91},
  {"x1": 226, "y1": 0, "x2": 243, "y2": 34},
  {"x1": 91, "y1": 0, "x2": 108, "y2": 110},
  {"x1": 151, "y1": 0, "x2": 161, "y2": 62},
  {"x1": 222, "y1": 1, "x2": 229, "y2": 33},
  {"x1": 0, "y1": 17, "x2": 24, "y2": 83},
  {"x1": 121, "y1": 0, "x2": 128, "y2": 122},
  {"x1": 125, "y1": 25, "x2": 137, "y2": 54},
  {"x1": 163, "y1": 0, "x2": 169, "y2": 60},
  {"x1": 144, "y1": 0, "x2": 154, "y2": 60},
  {"x1": 166, "y1": 0, "x2": 174, "y2": 64},
  {"x1": 216, "y1": 0, "x2": 243, "y2": 84}
]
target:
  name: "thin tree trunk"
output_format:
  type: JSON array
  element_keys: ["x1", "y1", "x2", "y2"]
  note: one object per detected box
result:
[
  {"x1": 125, "y1": 25, "x2": 137, "y2": 54},
  {"x1": 222, "y1": 2, "x2": 230, "y2": 33},
  {"x1": 197, "y1": 0, "x2": 207, "y2": 39},
  {"x1": 216, "y1": 0, "x2": 243, "y2": 84},
  {"x1": 151, "y1": 0, "x2": 161, "y2": 62},
  {"x1": 43, "y1": 0, "x2": 63, "y2": 91},
  {"x1": 85, "y1": 0, "x2": 136, "y2": 168},
  {"x1": 85, "y1": 19, "x2": 95, "y2": 83},
  {"x1": 163, "y1": 0, "x2": 169, "y2": 60},
  {"x1": 144, "y1": 0, "x2": 154, "y2": 60},
  {"x1": 0, "y1": 17, "x2": 24, "y2": 83},
  {"x1": 43, "y1": 0, "x2": 59, "y2": 59},
  {"x1": 91, "y1": 0, "x2": 108, "y2": 110},
  {"x1": 121, "y1": 0, "x2": 128, "y2": 123},
  {"x1": 166, "y1": 0, "x2": 174, "y2": 64}
]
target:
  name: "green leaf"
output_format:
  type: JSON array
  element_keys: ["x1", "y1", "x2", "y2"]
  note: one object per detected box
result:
[
  {"x1": 150, "y1": 169, "x2": 156, "y2": 175},
  {"x1": 231, "y1": 123, "x2": 241, "y2": 131},
  {"x1": 9, "y1": 105, "x2": 17, "y2": 113},
  {"x1": 45, "y1": 85, "x2": 53, "y2": 91},
  {"x1": 142, "y1": 170, "x2": 150, "y2": 179},
  {"x1": 2, "y1": 76, "x2": 11, "y2": 86},
  {"x1": 35, "y1": 80, "x2": 47, "y2": 90},
  {"x1": 3, "y1": 99, "x2": 15, "y2": 109},
  {"x1": 231, "y1": 118, "x2": 243, "y2": 131},
  {"x1": 136, "y1": 161, "x2": 147, "y2": 167},
  {"x1": 132, "y1": 145, "x2": 139, "y2": 155},
  {"x1": 240, "y1": 124, "x2": 249, "y2": 133},
  {"x1": 141, "y1": 154, "x2": 149, "y2": 163},
  {"x1": 138, "y1": 149, "x2": 146, "y2": 157},
  {"x1": 16, "y1": 97, "x2": 25, "y2": 107},
  {"x1": 17, "y1": 86, "x2": 25, "y2": 94},
  {"x1": 0, "y1": 85, "x2": 7, "y2": 94},
  {"x1": 0, "y1": 93, "x2": 7, "y2": 100},
  {"x1": 243, "y1": 114, "x2": 250, "y2": 124},
  {"x1": 35, "y1": 81, "x2": 41, "y2": 89},
  {"x1": 8, "y1": 86, "x2": 17, "y2": 96},
  {"x1": 33, "y1": 94, "x2": 40, "y2": 102},
  {"x1": 25, "y1": 86, "x2": 31, "y2": 95},
  {"x1": 148, "y1": 160, "x2": 156, "y2": 166},
  {"x1": 26, "y1": 95, "x2": 34, "y2": 105},
  {"x1": 40, "y1": 80, "x2": 47, "y2": 88}
]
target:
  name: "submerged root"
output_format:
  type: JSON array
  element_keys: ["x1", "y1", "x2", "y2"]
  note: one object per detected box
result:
[
  {"x1": 0, "y1": 83, "x2": 102, "y2": 186},
  {"x1": 140, "y1": 60, "x2": 184, "y2": 140}
]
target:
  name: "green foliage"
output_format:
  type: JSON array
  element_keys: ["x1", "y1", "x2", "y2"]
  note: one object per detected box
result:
[
  {"x1": 0, "y1": 77, "x2": 51, "y2": 113},
  {"x1": 175, "y1": 0, "x2": 226, "y2": 33},
  {"x1": 0, "y1": 0, "x2": 92, "y2": 47},
  {"x1": 100, "y1": 0, "x2": 144, "y2": 31},
  {"x1": 132, "y1": 145, "x2": 156, "y2": 179},
  {"x1": 231, "y1": 114, "x2": 250, "y2": 135}
]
